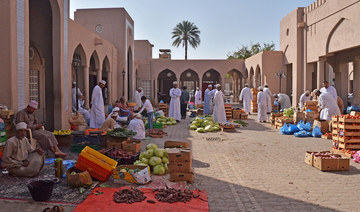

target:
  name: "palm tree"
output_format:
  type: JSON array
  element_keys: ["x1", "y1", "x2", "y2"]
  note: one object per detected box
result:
[{"x1": 171, "y1": 21, "x2": 200, "y2": 60}]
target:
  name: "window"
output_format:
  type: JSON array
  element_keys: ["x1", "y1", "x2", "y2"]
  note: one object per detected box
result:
[
  {"x1": 142, "y1": 80, "x2": 152, "y2": 98},
  {"x1": 286, "y1": 28, "x2": 289, "y2": 36},
  {"x1": 29, "y1": 69, "x2": 40, "y2": 106}
]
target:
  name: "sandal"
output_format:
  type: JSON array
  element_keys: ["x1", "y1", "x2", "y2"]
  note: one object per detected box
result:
[
  {"x1": 52, "y1": 206, "x2": 64, "y2": 212},
  {"x1": 43, "y1": 207, "x2": 52, "y2": 212}
]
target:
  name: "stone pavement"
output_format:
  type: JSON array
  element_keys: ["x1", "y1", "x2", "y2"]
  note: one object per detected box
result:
[{"x1": 2, "y1": 114, "x2": 360, "y2": 211}]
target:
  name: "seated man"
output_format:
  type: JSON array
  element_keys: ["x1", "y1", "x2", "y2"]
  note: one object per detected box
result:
[
  {"x1": 2, "y1": 122, "x2": 44, "y2": 177},
  {"x1": 15, "y1": 100, "x2": 67, "y2": 158},
  {"x1": 116, "y1": 98, "x2": 134, "y2": 118},
  {"x1": 77, "y1": 95, "x2": 90, "y2": 125},
  {"x1": 128, "y1": 113, "x2": 145, "y2": 139},
  {"x1": 101, "y1": 112, "x2": 118, "y2": 132}
]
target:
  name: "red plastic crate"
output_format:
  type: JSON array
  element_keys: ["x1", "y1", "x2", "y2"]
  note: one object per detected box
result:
[{"x1": 76, "y1": 155, "x2": 112, "y2": 182}]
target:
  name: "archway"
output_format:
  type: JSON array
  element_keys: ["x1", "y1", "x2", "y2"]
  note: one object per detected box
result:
[
  {"x1": 89, "y1": 51, "x2": 100, "y2": 103},
  {"x1": 72, "y1": 44, "x2": 87, "y2": 99},
  {"x1": 249, "y1": 67, "x2": 254, "y2": 88},
  {"x1": 202, "y1": 69, "x2": 221, "y2": 99},
  {"x1": 180, "y1": 69, "x2": 199, "y2": 98},
  {"x1": 102, "y1": 56, "x2": 110, "y2": 105},
  {"x1": 225, "y1": 69, "x2": 243, "y2": 103},
  {"x1": 127, "y1": 48, "x2": 133, "y2": 100},
  {"x1": 158, "y1": 69, "x2": 177, "y2": 104},
  {"x1": 255, "y1": 65, "x2": 261, "y2": 88}
]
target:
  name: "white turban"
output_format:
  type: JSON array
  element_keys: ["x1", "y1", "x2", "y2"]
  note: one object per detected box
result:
[
  {"x1": 138, "y1": 87, "x2": 143, "y2": 91},
  {"x1": 100, "y1": 80, "x2": 106, "y2": 85},
  {"x1": 112, "y1": 107, "x2": 120, "y2": 112},
  {"x1": 215, "y1": 84, "x2": 221, "y2": 88},
  {"x1": 72, "y1": 81, "x2": 76, "y2": 85},
  {"x1": 111, "y1": 112, "x2": 118, "y2": 117},
  {"x1": 28, "y1": 100, "x2": 39, "y2": 109},
  {"x1": 134, "y1": 113, "x2": 142, "y2": 119},
  {"x1": 173, "y1": 81, "x2": 178, "y2": 85},
  {"x1": 312, "y1": 89, "x2": 320, "y2": 94},
  {"x1": 208, "y1": 85, "x2": 213, "y2": 88},
  {"x1": 16, "y1": 122, "x2": 27, "y2": 130}
]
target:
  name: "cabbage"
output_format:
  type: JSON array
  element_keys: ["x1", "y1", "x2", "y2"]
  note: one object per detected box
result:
[
  {"x1": 134, "y1": 160, "x2": 142, "y2": 165},
  {"x1": 139, "y1": 152, "x2": 146, "y2": 161},
  {"x1": 153, "y1": 165, "x2": 166, "y2": 175},
  {"x1": 205, "y1": 125, "x2": 213, "y2": 132},
  {"x1": 193, "y1": 122, "x2": 201, "y2": 127},
  {"x1": 145, "y1": 149, "x2": 154, "y2": 158},
  {"x1": 154, "y1": 148, "x2": 164, "y2": 158},
  {"x1": 162, "y1": 157, "x2": 169, "y2": 164},
  {"x1": 141, "y1": 157, "x2": 149, "y2": 164},
  {"x1": 213, "y1": 126, "x2": 221, "y2": 131},
  {"x1": 190, "y1": 125, "x2": 197, "y2": 130},
  {"x1": 171, "y1": 120, "x2": 177, "y2": 125},
  {"x1": 169, "y1": 117, "x2": 175, "y2": 121},
  {"x1": 164, "y1": 163, "x2": 169, "y2": 173},
  {"x1": 196, "y1": 127, "x2": 205, "y2": 133},
  {"x1": 201, "y1": 120, "x2": 209, "y2": 127},
  {"x1": 195, "y1": 117, "x2": 204, "y2": 123},
  {"x1": 166, "y1": 121, "x2": 172, "y2": 125},
  {"x1": 164, "y1": 149, "x2": 168, "y2": 157},
  {"x1": 149, "y1": 156, "x2": 162, "y2": 167},
  {"x1": 146, "y1": 143, "x2": 158, "y2": 150},
  {"x1": 208, "y1": 121, "x2": 215, "y2": 126}
]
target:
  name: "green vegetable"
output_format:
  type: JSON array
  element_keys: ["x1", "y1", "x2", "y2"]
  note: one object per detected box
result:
[
  {"x1": 153, "y1": 165, "x2": 166, "y2": 175},
  {"x1": 196, "y1": 127, "x2": 205, "y2": 133},
  {"x1": 141, "y1": 157, "x2": 149, "y2": 164},
  {"x1": 108, "y1": 128, "x2": 137, "y2": 137},
  {"x1": 205, "y1": 125, "x2": 213, "y2": 132},
  {"x1": 146, "y1": 143, "x2": 158, "y2": 150},
  {"x1": 154, "y1": 148, "x2": 164, "y2": 158},
  {"x1": 145, "y1": 149, "x2": 154, "y2": 158},
  {"x1": 190, "y1": 125, "x2": 198, "y2": 130},
  {"x1": 164, "y1": 163, "x2": 169, "y2": 173},
  {"x1": 162, "y1": 157, "x2": 169, "y2": 164},
  {"x1": 149, "y1": 156, "x2": 162, "y2": 167}
]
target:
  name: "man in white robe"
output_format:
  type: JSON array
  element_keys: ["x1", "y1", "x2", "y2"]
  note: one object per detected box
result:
[
  {"x1": 239, "y1": 84, "x2": 253, "y2": 114},
  {"x1": 273, "y1": 93, "x2": 291, "y2": 110},
  {"x1": 90, "y1": 80, "x2": 106, "y2": 128},
  {"x1": 213, "y1": 84, "x2": 226, "y2": 123},
  {"x1": 128, "y1": 113, "x2": 145, "y2": 140},
  {"x1": 208, "y1": 85, "x2": 217, "y2": 113},
  {"x1": 204, "y1": 85, "x2": 213, "y2": 115},
  {"x1": 72, "y1": 81, "x2": 83, "y2": 112},
  {"x1": 320, "y1": 80, "x2": 337, "y2": 100},
  {"x1": 299, "y1": 90, "x2": 311, "y2": 110},
  {"x1": 169, "y1": 81, "x2": 182, "y2": 122},
  {"x1": 78, "y1": 96, "x2": 90, "y2": 125},
  {"x1": 194, "y1": 87, "x2": 202, "y2": 105},
  {"x1": 257, "y1": 87, "x2": 268, "y2": 122},
  {"x1": 313, "y1": 89, "x2": 341, "y2": 121},
  {"x1": 263, "y1": 84, "x2": 272, "y2": 113},
  {"x1": 134, "y1": 88, "x2": 143, "y2": 110}
]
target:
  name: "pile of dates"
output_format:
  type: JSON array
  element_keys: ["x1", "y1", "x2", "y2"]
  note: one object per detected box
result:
[
  {"x1": 153, "y1": 187, "x2": 199, "y2": 203},
  {"x1": 113, "y1": 188, "x2": 146, "y2": 204}
]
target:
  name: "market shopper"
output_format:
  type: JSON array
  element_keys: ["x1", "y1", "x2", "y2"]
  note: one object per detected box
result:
[
  {"x1": 208, "y1": 85, "x2": 217, "y2": 113},
  {"x1": 320, "y1": 80, "x2": 337, "y2": 100},
  {"x1": 337, "y1": 96, "x2": 344, "y2": 114},
  {"x1": 273, "y1": 93, "x2": 291, "y2": 110},
  {"x1": 257, "y1": 87, "x2": 268, "y2": 123},
  {"x1": 117, "y1": 98, "x2": 134, "y2": 118},
  {"x1": 204, "y1": 85, "x2": 213, "y2": 115},
  {"x1": 180, "y1": 86, "x2": 190, "y2": 119},
  {"x1": 299, "y1": 90, "x2": 311, "y2": 110},
  {"x1": 134, "y1": 87, "x2": 143, "y2": 110},
  {"x1": 128, "y1": 113, "x2": 145, "y2": 140},
  {"x1": 239, "y1": 84, "x2": 253, "y2": 114},
  {"x1": 77, "y1": 95, "x2": 90, "y2": 125},
  {"x1": 263, "y1": 84, "x2": 272, "y2": 113},
  {"x1": 137, "y1": 96, "x2": 154, "y2": 129},
  {"x1": 213, "y1": 84, "x2": 226, "y2": 123},
  {"x1": 16, "y1": 101, "x2": 67, "y2": 158},
  {"x1": 72, "y1": 81, "x2": 83, "y2": 112},
  {"x1": 101, "y1": 112, "x2": 118, "y2": 132},
  {"x1": 2, "y1": 122, "x2": 44, "y2": 177},
  {"x1": 169, "y1": 81, "x2": 182, "y2": 122},
  {"x1": 313, "y1": 89, "x2": 341, "y2": 121},
  {"x1": 90, "y1": 80, "x2": 106, "y2": 128},
  {"x1": 194, "y1": 87, "x2": 202, "y2": 105}
]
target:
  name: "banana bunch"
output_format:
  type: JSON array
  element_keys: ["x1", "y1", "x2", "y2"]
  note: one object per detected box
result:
[{"x1": 53, "y1": 129, "x2": 72, "y2": 135}]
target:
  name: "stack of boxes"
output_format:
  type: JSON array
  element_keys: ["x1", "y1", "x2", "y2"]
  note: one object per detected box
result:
[
  {"x1": 251, "y1": 88, "x2": 258, "y2": 113},
  {"x1": 302, "y1": 101, "x2": 320, "y2": 121},
  {"x1": 165, "y1": 141, "x2": 193, "y2": 183},
  {"x1": 158, "y1": 103, "x2": 169, "y2": 117},
  {"x1": 224, "y1": 104, "x2": 232, "y2": 120},
  {"x1": 332, "y1": 116, "x2": 360, "y2": 154}
]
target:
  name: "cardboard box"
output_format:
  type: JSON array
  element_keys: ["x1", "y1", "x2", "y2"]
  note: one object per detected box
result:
[
  {"x1": 313, "y1": 155, "x2": 350, "y2": 171},
  {"x1": 164, "y1": 141, "x2": 190, "y2": 149},
  {"x1": 170, "y1": 171, "x2": 194, "y2": 183},
  {"x1": 167, "y1": 148, "x2": 192, "y2": 163},
  {"x1": 305, "y1": 151, "x2": 331, "y2": 166},
  {"x1": 305, "y1": 111, "x2": 315, "y2": 119},
  {"x1": 240, "y1": 113, "x2": 248, "y2": 120},
  {"x1": 313, "y1": 120, "x2": 330, "y2": 134},
  {"x1": 168, "y1": 162, "x2": 192, "y2": 173},
  {"x1": 122, "y1": 140, "x2": 141, "y2": 152},
  {"x1": 294, "y1": 112, "x2": 305, "y2": 123},
  {"x1": 107, "y1": 136, "x2": 129, "y2": 149},
  {"x1": 113, "y1": 165, "x2": 151, "y2": 184}
]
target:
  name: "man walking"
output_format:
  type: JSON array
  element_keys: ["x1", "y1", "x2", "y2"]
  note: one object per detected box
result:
[
  {"x1": 204, "y1": 85, "x2": 213, "y2": 115},
  {"x1": 194, "y1": 87, "x2": 202, "y2": 106},
  {"x1": 263, "y1": 84, "x2": 272, "y2": 113},
  {"x1": 239, "y1": 84, "x2": 253, "y2": 114},
  {"x1": 213, "y1": 84, "x2": 226, "y2": 123},
  {"x1": 257, "y1": 87, "x2": 268, "y2": 123},
  {"x1": 180, "y1": 86, "x2": 190, "y2": 119},
  {"x1": 90, "y1": 80, "x2": 106, "y2": 128},
  {"x1": 169, "y1": 81, "x2": 182, "y2": 122}
]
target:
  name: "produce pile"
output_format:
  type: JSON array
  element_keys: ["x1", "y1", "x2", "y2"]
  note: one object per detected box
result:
[
  {"x1": 53, "y1": 129, "x2": 71, "y2": 135},
  {"x1": 118, "y1": 167, "x2": 142, "y2": 174},
  {"x1": 133, "y1": 143, "x2": 169, "y2": 175},
  {"x1": 99, "y1": 149, "x2": 139, "y2": 161},
  {"x1": 337, "y1": 114, "x2": 360, "y2": 120},
  {"x1": 108, "y1": 128, "x2": 137, "y2": 137},
  {"x1": 233, "y1": 120, "x2": 248, "y2": 127},
  {"x1": 148, "y1": 129, "x2": 166, "y2": 137},
  {"x1": 283, "y1": 108, "x2": 295, "y2": 118},
  {"x1": 352, "y1": 151, "x2": 360, "y2": 163},
  {"x1": 189, "y1": 116, "x2": 221, "y2": 133},
  {"x1": 153, "y1": 187, "x2": 200, "y2": 203},
  {"x1": 155, "y1": 116, "x2": 177, "y2": 126},
  {"x1": 311, "y1": 151, "x2": 342, "y2": 159},
  {"x1": 113, "y1": 188, "x2": 146, "y2": 204}
]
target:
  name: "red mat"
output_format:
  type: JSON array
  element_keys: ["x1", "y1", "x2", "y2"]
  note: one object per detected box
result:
[{"x1": 74, "y1": 187, "x2": 209, "y2": 212}]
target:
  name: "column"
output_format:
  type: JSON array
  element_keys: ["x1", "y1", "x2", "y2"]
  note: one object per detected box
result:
[
  {"x1": 84, "y1": 66, "x2": 90, "y2": 108},
  {"x1": 96, "y1": 69, "x2": 102, "y2": 83},
  {"x1": 317, "y1": 59, "x2": 325, "y2": 88},
  {"x1": 352, "y1": 58, "x2": 360, "y2": 106},
  {"x1": 305, "y1": 63, "x2": 314, "y2": 91},
  {"x1": 334, "y1": 63, "x2": 349, "y2": 106}
]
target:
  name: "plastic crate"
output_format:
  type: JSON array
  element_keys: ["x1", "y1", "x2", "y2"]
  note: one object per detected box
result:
[
  {"x1": 75, "y1": 146, "x2": 117, "y2": 181},
  {"x1": 70, "y1": 144, "x2": 101, "y2": 153}
]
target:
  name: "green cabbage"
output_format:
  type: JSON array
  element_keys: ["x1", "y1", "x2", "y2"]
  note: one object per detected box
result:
[
  {"x1": 153, "y1": 165, "x2": 166, "y2": 175},
  {"x1": 146, "y1": 143, "x2": 158, "y2": 150},
  {"x1": 139, "y1": 152, "x2": 146, "y2": 161},
  {"x1": 145, "y1": 149, "x2": 154, "y2": 158},
  {"x1": 164, "y1": 163, "x2": 168, "y2": 173},
  {"x1": 162, "y1": 157, "x2": 169, "y2": 164},
  {"x1": 205, "y1": 125, "x2": 213, "y2": 132},
  {"x1": 149, "y1": 156, "x2": 162, "y2": 167},
  {"x1": 154, "y1": 148, "x2": 164, "y2": 158},
  {"x1": 196, "y1": 127, "x2": 205, "y2": 133},
  {"x1": 190, "y1": 125, "x2": 198, "y2": 130},
  {"x1": 141, "y1": 157, "x2": 149, "y2": 164}
]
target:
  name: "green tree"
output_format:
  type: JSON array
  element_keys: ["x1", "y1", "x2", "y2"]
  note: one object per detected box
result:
[
  {"x1": 227, "y1": 42, "x2": 275, "y2": 60},
  {"x1": 172, "y1": 20, "x2": 201, "y2": 60}
]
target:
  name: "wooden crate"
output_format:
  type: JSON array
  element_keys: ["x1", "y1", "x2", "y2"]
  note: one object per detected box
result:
[
  {"x1": 232, "y1": 110, "x2": 242, "y2": 120},
  {"x1": 338, "y1": 142, "x2": 360, "y2": 150}
]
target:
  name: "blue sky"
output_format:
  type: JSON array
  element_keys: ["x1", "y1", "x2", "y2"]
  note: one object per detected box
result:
[{"x1": 70, "y1": 0, "x2": 315, "y2": 59}]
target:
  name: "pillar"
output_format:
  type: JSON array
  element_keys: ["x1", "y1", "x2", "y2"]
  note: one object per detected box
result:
[
  {"x1": 352, "y1": 58, "x2": 360, "y2": 106},
  {"x1": 305, "y1": 63, "x2": 314, "y2": 92},
  {"x1": 317, "y1": 59, "x2": 325, "y2": 88},
  {"x1": 334, "y1": 63, "x2": 349, "y2": 106},
  {"x1": 96, "y1": 69, "x2": 102, "y2": 83},
  {"x1": 84, "y1": 66, "x2": 89, "y2": 108}
]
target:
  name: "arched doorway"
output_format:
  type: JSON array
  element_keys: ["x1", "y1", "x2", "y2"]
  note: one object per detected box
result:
[
  {"x1": 202, "y1": 69, "x2": 221, "y2": 99},
  {"x1": 225, "y1": 69, "x2": 243, "y2": 103},
  {"x1": 89, "y1": 51, "x2": 100, "y2": 103},
  {"x1": 72, "y1": 44, "x2": 87, "y2": 100},
  {"x1": 127, "y1": 48, "x2": 133, "y2": 100},
  {"x1": 255, "y1": 65, "x2": 261, "y2": 88},
  {"x1": 249, "y1": 67, "x2": 254, "y2": 88},
  {"x1": 29, "y1": 0, "x2": 60, "y2": 130},
  {"x1": 180, "y1": 69, "x2": 199, "y2": 99},
  {"x1": 102, "y1": 56, "x2": 110, "y2": 105},
  {"x1": 158, "y1": 69, "x2": 177, "y2": 104}
]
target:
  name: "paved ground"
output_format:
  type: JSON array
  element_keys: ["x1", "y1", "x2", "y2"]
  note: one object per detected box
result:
[{"x1": 2, "y1": 114, "x2": 359, "y2": 211}]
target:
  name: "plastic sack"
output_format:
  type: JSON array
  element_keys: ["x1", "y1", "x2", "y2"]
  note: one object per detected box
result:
[
  {"x1": 306, "y1": 109, "x2": 312, "y2": 112},
  {"x1": 280, "y1": 123, "x2": 291, "y2": 135},
  {"x1": 288, "y1": 124, "x2": 300, "y2": 134},
  {"x1": 312, "y1": 126, "x2": 322, "y2": 137},
  {"x1": 294, "y1": 130, "x2": 312, "y2": 137},
  {"x1": 297, "y1": 121, "x2": 311, "y2": 131}
]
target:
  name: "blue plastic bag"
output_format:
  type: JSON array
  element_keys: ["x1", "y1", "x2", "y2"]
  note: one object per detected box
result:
[
  {"x1": 288, "y1": 124, "x2": 300, "y2": 134},
  {"x1": 312, "y1": 126, "x2": 322, "y2": 137},
  {"x1": 306, "y1": 109, "x2": 313, "y2": 112},
  {"x1": 294, "y1": 130, "x2": 312, "y2": 137},
  {"x1": 280, "y1": 123, "x2": 291, "y2": 135}
]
